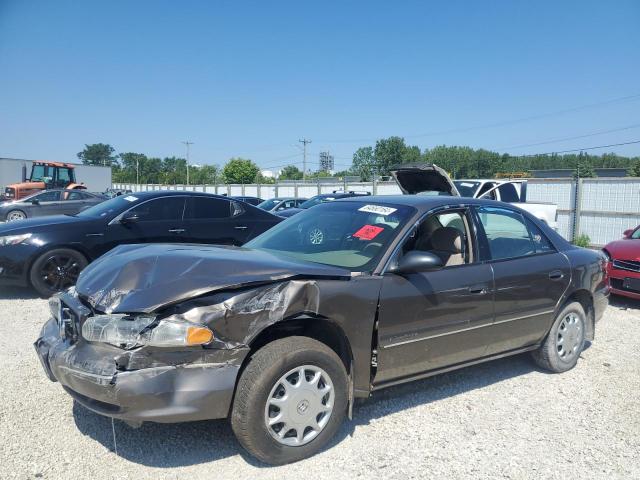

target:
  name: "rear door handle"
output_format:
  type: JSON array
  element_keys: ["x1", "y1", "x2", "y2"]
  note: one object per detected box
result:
[
  {"x1": 548, "y1": 270, "x2": 564, "y2": 280},
  {"x1": 168, "y1": 228, "x2": 185, "y2": 234},
  {"x1": 468, "y1": 284, "x2": 488, "y2": 295},
  {"x1": 234, "y1": 225, "x2": 248, "y2": 230}
]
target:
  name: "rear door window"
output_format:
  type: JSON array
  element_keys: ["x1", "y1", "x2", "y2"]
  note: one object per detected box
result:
[
  {"x1": 525, "y1": 218, "x2": 555, "y2": 253},
  {"x1": 476, "y1": 206, "x2": 535, "y2": 260},
  {"x1": 187, "y1": 197, "x2": 232, "y2": 219}
]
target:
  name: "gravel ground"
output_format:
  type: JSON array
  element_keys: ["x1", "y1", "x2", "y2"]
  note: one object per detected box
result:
[{"x1": 1, "y1": 287, "x2": 639, "y2": 480}]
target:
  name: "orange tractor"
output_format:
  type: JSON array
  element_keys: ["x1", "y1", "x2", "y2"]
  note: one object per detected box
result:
[{"x1": 2, "y1": 161, "x2": 86, "y2": 201}]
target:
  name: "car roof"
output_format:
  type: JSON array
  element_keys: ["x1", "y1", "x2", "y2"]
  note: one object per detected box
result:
[
  {"x1": 119, "y1": 190, "x2": 230, "y2": 200},
  {"x1": 335, "y1": 194, "x2": 518, "y2": 212}
]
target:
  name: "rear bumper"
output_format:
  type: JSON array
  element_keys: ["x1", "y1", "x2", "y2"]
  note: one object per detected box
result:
[{"x1": 34, "y1": 317, "x2": 247, "y2": 423}]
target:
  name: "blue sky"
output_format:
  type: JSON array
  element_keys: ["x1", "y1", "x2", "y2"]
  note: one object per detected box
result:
[{"x1": 1, "y1": 0, "x2": 639, "y2": 172}]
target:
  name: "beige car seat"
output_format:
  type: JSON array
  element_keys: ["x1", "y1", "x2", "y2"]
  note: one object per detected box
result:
[{"x1": 427, "y1": 227, "x2": 464, "y2": 266}]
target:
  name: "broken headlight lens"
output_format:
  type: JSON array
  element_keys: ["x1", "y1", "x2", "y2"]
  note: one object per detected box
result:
[
  {"x1": 81, "y1": 314, "x2": 213, "y2": 349},
  {"x1": 0, "y1": 233, "x2": 32, "y2": 246}
]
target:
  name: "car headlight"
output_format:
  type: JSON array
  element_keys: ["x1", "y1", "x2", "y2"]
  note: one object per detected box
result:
[
  {"x1": 81, "y1": 314, "x2": 213, "y2": 349},
  {"x1": 0, "y1": 233, "x2": 32, "y2": 246}
]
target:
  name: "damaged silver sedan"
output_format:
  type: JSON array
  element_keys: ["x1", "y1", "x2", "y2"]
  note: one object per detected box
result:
[{"x1": 35, "y1": 195, "x2": 608, "y2": 464}]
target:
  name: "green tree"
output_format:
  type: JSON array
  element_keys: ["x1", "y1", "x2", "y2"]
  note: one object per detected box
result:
[
  {"x1": 77, "y1": 143, "x2": 118, "y2": 167},
  {"x1": 374, "y1": 137, "x2": 408, "y2": 175},
  {"x1": 161, "y1": 157, "x2": 188, "y2": 184},
  {"x1": 351, "y1": 146, "x2": 376, "y2": 180},
  {"x1": 574, "y1": 152, "x2": 596, "y2": 178},
  {"x1": 118, "y1": 152, "x2": 147, "y2": 182},
  {"x1": 279, "y1": 165, "x2": 303, "y2": 180},
  {"x1": 190, "y1": 164, "x2": 220, "y2": 184},
  {"x1": 222, "y1": 157, "x2": 260, "y2": 183}
]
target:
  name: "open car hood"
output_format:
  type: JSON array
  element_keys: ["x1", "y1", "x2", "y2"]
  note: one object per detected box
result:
[
  {"x1": 390, "y1": 163, "x2": 460, "y2": 196},
  {"x1": 75, "y1": 243, "x2": 351, "y2": 314}
]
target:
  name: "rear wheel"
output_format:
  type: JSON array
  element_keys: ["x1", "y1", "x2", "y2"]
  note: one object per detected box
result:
[
  {"x1": 532, "y1": 301, "x2": 586, "y2": 373},
  {"x1": 231, "y1": 336, "x2": 348, "y2": 465},
  {"x1": 29, "y1": 248, "x2": 88, "y2": 298},
  {"x1": 6, "y1": 210, "x2": 26, "y2": 222}
]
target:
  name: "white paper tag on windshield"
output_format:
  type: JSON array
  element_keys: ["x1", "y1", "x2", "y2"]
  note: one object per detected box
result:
[
  {"x1": 358, "y1": 205, "x2": 397, "y2": 216},
  {"x1": 123, "y1": 196, "x2": 138, "y2": 202},
  {"x1": 460, "y1": 182, "x2": 475, "y2": 187}
]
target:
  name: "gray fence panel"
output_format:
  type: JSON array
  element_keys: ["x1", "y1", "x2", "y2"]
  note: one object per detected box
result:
[{"x1": 113, "y1": 178, "x2": 640, "y2": 246}]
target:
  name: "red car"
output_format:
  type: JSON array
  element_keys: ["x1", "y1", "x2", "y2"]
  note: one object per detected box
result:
[{"x1": 603, "y1": 226, "x2": 640, "y2": 299}]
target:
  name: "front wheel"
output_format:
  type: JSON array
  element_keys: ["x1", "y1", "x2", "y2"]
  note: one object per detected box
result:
[
  {"x1": 29, "y1": 248, "x2": 89, "y2": 298},
  {"x1": 231, "y1": 336, "x2": 348, "y2": 465},
  {"x1": 6, "y1": 210, "x2": 27, "y2": 222},
  {"x1": 532, "y1": 301, "x2": 587, "y2": 373}
]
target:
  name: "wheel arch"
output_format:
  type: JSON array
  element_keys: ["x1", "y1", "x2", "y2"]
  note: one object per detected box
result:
[
  {"x1": 245, "y1": 316, "x2": 354, "y2": 375},
  {"x1": 233, "y1": 315, "x2": 356, "y2": 417},
  {"x1": 26, "y1": 244, "x2": 92, "y2": 287},
  {"x1": 559, "y1": 289, "x2": 595, "y2": 341},
  {"x1": 5, "y1": 208, "x2": 28, "y2": 221}
]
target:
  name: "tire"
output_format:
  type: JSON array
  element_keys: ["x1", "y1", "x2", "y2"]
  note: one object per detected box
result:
[
  {"x1": 231, "y1": 336, "x2": 348, "y2": 465},
  {"x1": 29, "y1": 248, "x2": 89, "y2": 298},
  {"x1": 532, "y1": 301, "x2": 587, "y2": 373},
  {"x1": 6, "y1": 210, "x2": 27, "y2": 222}
]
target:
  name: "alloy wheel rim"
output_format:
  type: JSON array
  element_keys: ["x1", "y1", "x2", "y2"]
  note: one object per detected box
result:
[
  {"x1": 7, "y1": 211, "x2": 25, "y2": 221},
  {"x1": 40, "y1": 255, "x2": 81, "y2": 292},
  {"x1": 556, "y1": 312, "x2": 583, "y2": 361},
  {"x1": 309, "y1": 228, "x2": 324, "y2": 245},
  {"x1": 264, "y1": 365, "x2": 334, "y2": 447}
]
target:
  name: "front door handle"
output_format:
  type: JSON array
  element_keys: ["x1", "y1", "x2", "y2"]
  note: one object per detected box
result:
[
  {"x1": 168, "y1": 228, "x2": 185, "y2": 234},
  {"x1": 468, "y1": 284, "x2": 488, "y2": 295},
  {"x1": 234, "y1": 225, "x2": 248, "y2": 230},
  {"x1": 548, "y1": 270, "x2": 564, "y2": 280}
]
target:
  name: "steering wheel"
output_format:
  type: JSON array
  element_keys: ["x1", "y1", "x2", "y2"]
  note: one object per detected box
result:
[{"x1": 360, "y1": 223, "x2": 391, "y2": 255}]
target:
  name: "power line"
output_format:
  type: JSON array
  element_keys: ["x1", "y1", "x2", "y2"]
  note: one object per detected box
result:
[
  {"x1": 318, "y1": 93, "x2": 640, "y2": 144},
  {"x1": 516, "y1": 140, "x2": 640, "y2": 157},
  {"x1": 495, "y1": 124, "x2": 640, "y2": 151}
]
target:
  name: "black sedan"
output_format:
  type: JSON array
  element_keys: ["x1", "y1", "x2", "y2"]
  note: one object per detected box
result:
[
  {"x1": 0, "y1": 189, "x2": 106, "y2": 222},
  {"x1": 34, "y1": 195, "x2": 608, "y2": 464},
  {"x1": 276, "y1": 191, "x2": 372, "y2": 218},
  {"x1": 231, "y1": 196, "x2": 264, "y2": 206},
  {"x1": 0, "y1": 191, "x2": 281, "y2": 296}
]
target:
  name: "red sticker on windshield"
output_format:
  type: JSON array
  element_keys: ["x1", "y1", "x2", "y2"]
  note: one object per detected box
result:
[{"x1": 353, "y1": 225, "x2": 384, "y2": 240}]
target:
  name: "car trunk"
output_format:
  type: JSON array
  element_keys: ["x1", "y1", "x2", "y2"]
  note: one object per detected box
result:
[{"x1": 390, "y1": 163, "x2": 460, "y2": 196}]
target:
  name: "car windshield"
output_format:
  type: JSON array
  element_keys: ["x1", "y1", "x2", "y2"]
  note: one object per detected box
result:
[
  {"x1": 76, "y1": 194, "x2": 138, "y2": 219},
  {"x1": 246, "y1": 201, "x2": 415, "y2": 271},
  {"x1": 299, "y1": 195, "x2": 337, "y2": 209},
  {"x1": 257, "y1": 199, "x2": 281, "y2": 210},
  {"x1": 453, "y1": 181, "x2": 480, "y2": 197},
  {"x1": 632, "y1": 228, "x2": 640, "y2": 239}
]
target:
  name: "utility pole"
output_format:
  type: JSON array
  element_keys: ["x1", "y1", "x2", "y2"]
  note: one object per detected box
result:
[
  {"x1": 299, "y1": 138, "x2": 312, "y2": 181},
  {"x1": 182, "y1": 141, "x2": 194, "y2": 185}
]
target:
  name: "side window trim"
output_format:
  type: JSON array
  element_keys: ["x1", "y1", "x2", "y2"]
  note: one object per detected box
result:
[
  {"x1": 108, "y1": 196, "x2": 187, "y2": 225},
  {"x1": 472, "y1": 205, "x2": 555, "y2": 263},
  {"x1": 380, "y1": 204, "x2": 480, "y2": 274}
]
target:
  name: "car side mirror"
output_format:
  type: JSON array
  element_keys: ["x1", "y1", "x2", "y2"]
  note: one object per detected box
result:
[
  {"x1": 120, "y1": 211, "x2": 140, "y2": 224},
  {"x1": 31, "y1": 199, "x2": 40, "y2": 205},
  {"x1": 389, "y1": 251, "x2": 444, "y2": 274},
  {"x1": 623, "y1": 229, "x2": 634, "y2": 238}
]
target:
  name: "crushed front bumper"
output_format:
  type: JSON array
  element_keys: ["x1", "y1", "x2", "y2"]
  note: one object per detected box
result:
[{"x1": 34, "y1": 315, "x2": 248, "y2": 423}]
